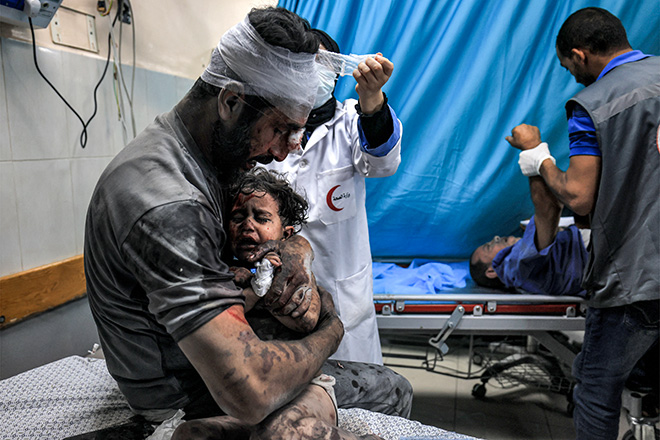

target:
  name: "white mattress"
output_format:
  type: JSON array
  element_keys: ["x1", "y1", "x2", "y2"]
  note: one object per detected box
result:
[{"x1": 0, "y1": 356, "x2": 482, "y2": 440}]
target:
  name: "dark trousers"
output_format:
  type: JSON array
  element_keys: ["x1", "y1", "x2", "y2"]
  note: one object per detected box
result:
[
  {"x1": 323, "y1": 359, "x2": 413, "y2": 418},
  {"x1": 572, "y1": 300, "x2": 659, "y2": 440}
]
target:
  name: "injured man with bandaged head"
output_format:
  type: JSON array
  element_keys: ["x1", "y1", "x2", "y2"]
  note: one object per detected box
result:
[{"x1": 84, "y1": 5, "x2": 412, "y2": 438}]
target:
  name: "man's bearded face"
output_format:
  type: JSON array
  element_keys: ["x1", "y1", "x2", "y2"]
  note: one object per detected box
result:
[
  {"x1": 210, "y1": 112, "x2": 256, "y2": 182},
  {"x1": 208, "y1": 101, "x2": 304, "y2": 182}
]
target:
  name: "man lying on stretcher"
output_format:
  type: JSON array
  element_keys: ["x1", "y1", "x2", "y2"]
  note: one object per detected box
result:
[{"x1": 469, "y1": 173, "x2": 589, "y2": 297}]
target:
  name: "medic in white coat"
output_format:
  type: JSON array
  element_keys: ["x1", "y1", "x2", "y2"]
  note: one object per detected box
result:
[{"x1": 264, "y1": 29, "x2": 401, "y2": 364}]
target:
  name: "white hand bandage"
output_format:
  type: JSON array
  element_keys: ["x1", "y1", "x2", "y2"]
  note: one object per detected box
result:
[
  {"x1": 518, "y1": 142, "x2": 556, "y2": 177},
  {"x1": 251, "y1": 259, "x2": 274, "y2": 297}
]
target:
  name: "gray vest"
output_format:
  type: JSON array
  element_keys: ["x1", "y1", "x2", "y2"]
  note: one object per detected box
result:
[{"x1": 566, "y1": 56, "x2": 660, "y2": 308}]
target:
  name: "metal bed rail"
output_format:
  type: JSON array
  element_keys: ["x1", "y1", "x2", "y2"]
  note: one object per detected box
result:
[{"x1": 374, "y1": 291, "x2": 586, "y2": 412}]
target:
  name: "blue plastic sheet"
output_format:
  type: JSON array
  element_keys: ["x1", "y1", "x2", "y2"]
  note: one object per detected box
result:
[{"x1": 279, "y1": 0, "x2": 660, "y2": 259}]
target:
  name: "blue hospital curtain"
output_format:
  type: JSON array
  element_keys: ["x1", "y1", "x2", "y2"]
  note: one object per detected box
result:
[{"x1": 278, "y1": 0, "x2": 660, "y2": 259}]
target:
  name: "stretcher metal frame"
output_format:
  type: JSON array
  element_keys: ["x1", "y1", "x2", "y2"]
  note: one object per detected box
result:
[
  {"x1": 375, "y1": 289, "x2": 585, "y2": 365},
  {"x1": 375, "y1": 287, "x2": 586, "y2": 407}
]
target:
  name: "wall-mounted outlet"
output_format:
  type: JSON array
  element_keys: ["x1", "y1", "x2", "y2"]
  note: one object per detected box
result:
[{"x1": 49, "y1": 6, "x2": 98, "y2": 53}]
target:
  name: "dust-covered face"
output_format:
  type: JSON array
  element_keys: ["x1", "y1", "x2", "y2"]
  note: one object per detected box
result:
[
  {"x1": 209, "y1": 105, "x2": 305, "y2": 180},
  {"x1": 243, "y1": 107, "x2": 306, "y2": 168},
  {"x1": 228, "y1": 191, "x2": 293, "y2": 262}
]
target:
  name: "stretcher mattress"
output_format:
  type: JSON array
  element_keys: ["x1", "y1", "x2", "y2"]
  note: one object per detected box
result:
[
  {"x1": 373, "y1": 260, "x2": 586, "y2": 333},
  {"x1": 0, "y1": 355, "x2": 483, "y2": 440}
]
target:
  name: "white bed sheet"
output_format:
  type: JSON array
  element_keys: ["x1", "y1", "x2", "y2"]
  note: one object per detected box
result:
[{"x1": 0, "y1": 356, "x2": 482, "y2": 440}]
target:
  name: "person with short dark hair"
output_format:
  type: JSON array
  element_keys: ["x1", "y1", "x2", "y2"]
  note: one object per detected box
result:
[{"x1": 505, "y1": 7, "x2": 659, "y2": 438}]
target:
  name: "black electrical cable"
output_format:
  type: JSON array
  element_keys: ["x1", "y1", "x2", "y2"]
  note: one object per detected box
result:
[
  {"x1": 117, "y1": 0, "x2": 136, "y2": 138},
  {"x1": 83, "y1": 34, "x2": 113, "y2": 142},
  {"x1": 29, "y1": 16, "x2": 113, "y2": 149}
]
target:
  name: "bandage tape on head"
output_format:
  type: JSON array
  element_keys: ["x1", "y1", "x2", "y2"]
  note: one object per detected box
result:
[
  {"x1": 201, "y1": 17, "x2": 319, "y2": 121},
  {"x1": 316, "y1": 49, "x2": 379, "y2": 77}
]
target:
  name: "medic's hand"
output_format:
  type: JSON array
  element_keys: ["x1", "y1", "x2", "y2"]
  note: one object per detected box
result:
[
  {"x1": 354, "y1": 53, "x2": 394, "y2": 114},
  {"x1": 244, "y1": 234, "x2": 314, "y2": 318},
  {"x1": 229, "y1": 266, "x2": 253, "y2": 288},
  {"x1": 505, "y1": 124, "x2": 543, "y2": 151}
]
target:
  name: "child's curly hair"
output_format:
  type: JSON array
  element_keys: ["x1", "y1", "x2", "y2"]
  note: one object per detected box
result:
[{"x1": 230, "y1": 168, "x2": 309, "y2": 232}]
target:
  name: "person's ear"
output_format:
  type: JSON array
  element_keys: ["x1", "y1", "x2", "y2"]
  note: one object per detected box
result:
[
  {"x1": 485, "y1": 266, "x2": 498, "y2": 279},
  {"x1": 217, "y1": 83, "x2": 245, "y2": 123},
  {"x1": 571, "y1": 48, "x2": 587, "y2": 65},
  {"x1": 282, "y1": 226, "x2": 295, "y2": 240}
]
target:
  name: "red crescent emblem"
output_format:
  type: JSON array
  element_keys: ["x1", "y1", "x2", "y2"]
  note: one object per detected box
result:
[{"x1": 326, "y1": 185, "x2": 343, "y2": 211}]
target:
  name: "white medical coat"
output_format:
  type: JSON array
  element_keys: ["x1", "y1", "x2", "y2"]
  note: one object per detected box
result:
[{"x1": 264, "y1": 99, "x2": 402, "y2": 364}]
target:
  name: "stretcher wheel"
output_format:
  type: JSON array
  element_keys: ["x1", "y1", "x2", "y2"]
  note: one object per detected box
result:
[
  {"x1": 621, "y1": 426, "x2": 660, "y2": 440},
  {"x1": 472, "y1": 383, "x2": 487, "y2": 399},
  {"x1": 566, "y1": 401, "x2": 574, "y2": 417},
  {"x1": 622, "y1": 430, "x2": 634, "y2": 440},
  {"x1": 472, "y1": 352, "x2": 484, "y2": 366}
]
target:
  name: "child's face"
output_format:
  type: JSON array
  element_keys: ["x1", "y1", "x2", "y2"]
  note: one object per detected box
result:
[{"x1": 229, "y1": 191, "x2": 294, "y2": 262}]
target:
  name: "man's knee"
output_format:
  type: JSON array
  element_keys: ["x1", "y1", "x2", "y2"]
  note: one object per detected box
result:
[
  {"x1": 171, "y1": 420, "x2": 211, "y2": 440},
  {"x1": 325, "y1": 360, "x2": 413, "y2": 418},
  {"x1": 172, "y1": 418, "x2": 251, "y2": 440}
]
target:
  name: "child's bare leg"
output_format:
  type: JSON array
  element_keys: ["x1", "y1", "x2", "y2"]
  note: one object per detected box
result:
[
  {"x1": 252, "y1": 384, "x2": 384, "y2": 440},
  {"x1": 171, "y1": 415, "x2": 251, "y2": 440}
]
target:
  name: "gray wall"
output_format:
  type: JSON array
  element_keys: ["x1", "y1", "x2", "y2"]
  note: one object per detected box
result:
[
  {"x1": 0, "y1": 37, "x2": 194, "y2": 378},
  {"x1": 0, "y1": 37, "x2": 193, "y2": 276}
]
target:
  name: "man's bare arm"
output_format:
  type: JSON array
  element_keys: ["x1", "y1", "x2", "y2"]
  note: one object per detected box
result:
[
  {"x1": 177, "y1": 287, "x2": 343, "y2": 425},
  {"x1": 506, "y1": 123, "x2": 601, "y2": 215},
  {"x1": 528, "y1": 176, "x2": 563, "y2": 250},
  {"x1": 539, "y1": 155, "x2": 601, "y2": 216}
]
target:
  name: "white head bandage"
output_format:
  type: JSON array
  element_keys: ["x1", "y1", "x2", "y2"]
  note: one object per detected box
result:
[
  {"x1": 201, "y1": 17, "x2": 319, "y2": 121},
  {"x1": 316, "y1": 49, "x2": 379, "y2": 77}
]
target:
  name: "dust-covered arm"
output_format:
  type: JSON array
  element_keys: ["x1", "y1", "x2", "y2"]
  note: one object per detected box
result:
[{"x1": 177, "y1": 286, "x2": 342, "y2": 425}]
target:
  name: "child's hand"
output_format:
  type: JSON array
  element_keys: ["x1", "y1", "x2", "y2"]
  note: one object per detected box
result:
[
  {"x1": 263, "y1": 251, "x2": 282, "y2": 268},
  {"x1": 229, "y1": 266, "x2": 253, "y2": 288}
]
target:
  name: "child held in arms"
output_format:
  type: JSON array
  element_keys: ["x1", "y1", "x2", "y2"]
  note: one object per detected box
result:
[{"x1": 173, "y1": 168, "x2": 384, "y2": 440}]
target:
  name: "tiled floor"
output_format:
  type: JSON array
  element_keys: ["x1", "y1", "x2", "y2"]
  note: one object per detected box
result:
[{"x1": 380, "y1": 334, "x2": 631, "y2": 440}]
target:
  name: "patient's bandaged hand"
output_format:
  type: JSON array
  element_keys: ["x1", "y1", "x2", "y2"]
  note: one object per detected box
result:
[
  {"x1": 518, "y1": 142, "x2": 556, "y2": 176},
  {"x1": 251, "y1": 259, "x2": 275, "y2": 297}
]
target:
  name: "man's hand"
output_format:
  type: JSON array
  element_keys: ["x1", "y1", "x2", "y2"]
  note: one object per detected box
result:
[
  {"x1": 505, "y1": 124, "x2": 543, "y2": 151},
  {"x1": 315, "y1": 285, "x2": 344, "y2": 350},
  {"x1": 244, "y1": 235, "x2": 314, "y2": 318},
  {"x1": 354, "y1": 54, "x2": 394, "y2": 114}
]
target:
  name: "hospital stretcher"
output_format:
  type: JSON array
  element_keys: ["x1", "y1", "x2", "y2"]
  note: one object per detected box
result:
[
  {"x1": 374, "y1": 283, "x2": 586, "y2": 413},
  {"x1": 0, "y1": 355, "x2": 483, "y2": 440}
]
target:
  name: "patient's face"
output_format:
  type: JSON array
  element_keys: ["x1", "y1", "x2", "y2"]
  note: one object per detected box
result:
[
  {"x1": 473, "y1": 235, "x2": 521, "y2": 265},
  {"x1": 229, "y1": 191, "x2": 291, "y2": 262}
]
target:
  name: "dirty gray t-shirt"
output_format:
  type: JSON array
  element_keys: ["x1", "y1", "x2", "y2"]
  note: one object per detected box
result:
[{"x1": 84, "y1": 109, "x2": 244, "y2": 414}]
